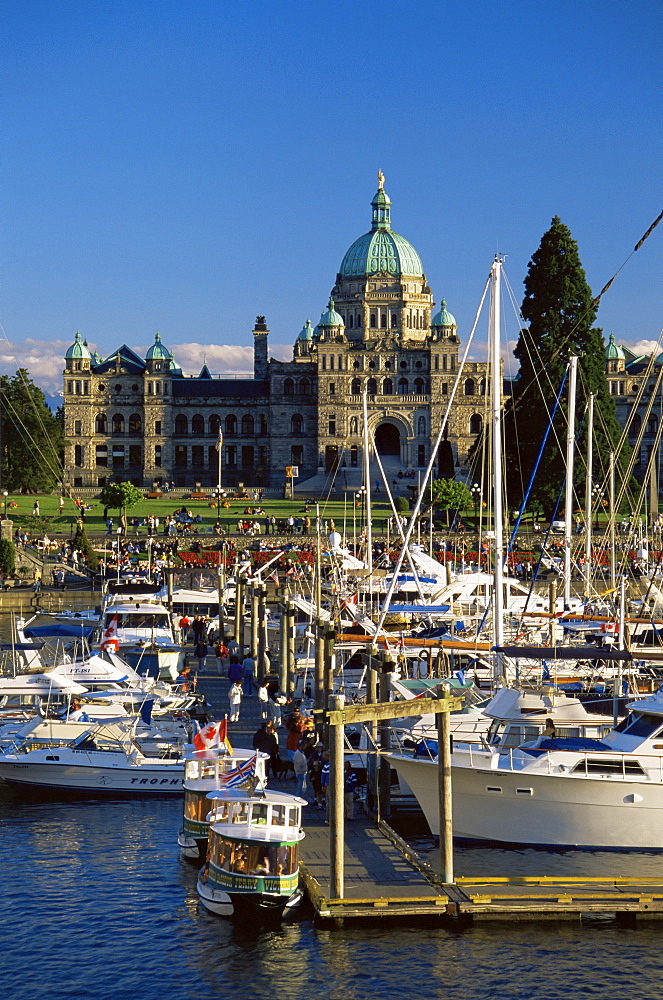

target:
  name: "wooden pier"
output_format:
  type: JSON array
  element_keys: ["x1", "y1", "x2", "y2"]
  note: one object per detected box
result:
[{"x1": 299, "y1": 810, "x2": 663, "y2": 924}]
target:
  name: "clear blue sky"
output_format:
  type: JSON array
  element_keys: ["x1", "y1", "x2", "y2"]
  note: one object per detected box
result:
[{"x1": 1, "y1": 0, "x2": 660, "y2": 395}]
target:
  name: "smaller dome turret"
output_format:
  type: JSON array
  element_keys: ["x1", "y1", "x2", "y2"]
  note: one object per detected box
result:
[
  {"x1": 606, "y1": 332, "x2": 625, "y2": 361},
  {"x1": 298, "y1": 319, "x2": 315, "y2": 342},
  {"x1": 432, "y1": 300, "x2": 457, "y2": 328},
  {"x1": 318, "y1": 297, "x2": 345, "y2": 329},
  {"x1": 65, "y1": 331, "x2": 91, "y2": 361},
  {"x1": 146, "y1": 331, "x2": 172, "y2": 362}
]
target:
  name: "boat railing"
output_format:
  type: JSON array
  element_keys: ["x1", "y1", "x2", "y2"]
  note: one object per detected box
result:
[{"x1": 492, "y1": 745, "x2": 663, "y2": 781}]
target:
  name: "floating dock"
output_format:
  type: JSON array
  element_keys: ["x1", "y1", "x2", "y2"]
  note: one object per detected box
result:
[{"x1": 299, "y1": 811, "x2": 663, "y2": 924}]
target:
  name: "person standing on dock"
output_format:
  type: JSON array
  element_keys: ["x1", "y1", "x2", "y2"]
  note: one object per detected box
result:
[
  {"x1": 228, "y1": 680, "x2": 242, "y2": 723},
  {"x1": 344, "y1": 760, "x2": 358, "y2": 820},
  {"x1": 293, "y1": 740, "x2": 309, "y2": 801},
  {"x1": 242, "y1": 651, "x2": 255, "y2": 696}
]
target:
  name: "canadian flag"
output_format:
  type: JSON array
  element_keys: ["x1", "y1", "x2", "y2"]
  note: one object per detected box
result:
[
  {"x1": 100, "y1": 615, "x2": 119, "y2": 652},
  {"x1": 341, "y1": 593, "x2": 358, "y2": 610},
  {"x1": 193, "y1": 719, "x2": 229, "y2": 752}
]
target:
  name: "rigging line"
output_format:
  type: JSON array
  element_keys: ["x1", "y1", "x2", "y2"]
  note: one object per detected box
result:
[
  {"x1": 13, "y1": 366, "x2": 63, "y2": 474},
  {"x1": 591, "y1": 209, "x2": 663, "y2": 309},
  {"x1": 0, "y1": 390, "x2": 64, "y2": 485}
]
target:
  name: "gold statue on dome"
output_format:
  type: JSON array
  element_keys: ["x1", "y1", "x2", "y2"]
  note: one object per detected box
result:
[{"x1": 377, "y1": 169, "x2": 385, "y2": 190}]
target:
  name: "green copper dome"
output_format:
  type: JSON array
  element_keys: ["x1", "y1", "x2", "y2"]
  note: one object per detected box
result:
[
  {"x1": 146, "y1": 331, "x2": 172, "y2": 361},
  {"x1": 318, "y1": 298, "x2": 344, "y2": 327},
  {"x1": 298, "y1": 319, "x2": 315, "y2": 341},
  {"x1": 339, "y1": 178, "x2": 424, "y2": 278},
  {"x1": 606, "y1": 332, "x2": 625, "y2": 361},
  {"x1": 65, "y1": 330, "x2": 91, "y2": 360},
  {"x1": 432, "y1": 300, "x2": 457, "y2": 327}
]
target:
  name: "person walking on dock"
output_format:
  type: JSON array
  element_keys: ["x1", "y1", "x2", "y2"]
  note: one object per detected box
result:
[
  {"x1": 228, "y1": 681, "x2": 242, "y2": 723},
  {"x1": 242, "y1": 651, "x2": 255, "y2": 696},
  {"x1": 344, "y1": 760, "x2": 358, "y2": 820}
]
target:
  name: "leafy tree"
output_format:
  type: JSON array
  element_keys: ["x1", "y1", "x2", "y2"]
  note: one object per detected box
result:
[
  {"x1": 0, "y1": 370, "x2": 64, "y2": 493},
  {"x1": 431, "y1": 478, "x2": 472, "y2": 526},
  {"x1": 395, "y1": 495, "x2": 410, "y2": 514},
  {"x1": 0, "y1": 538, "x2": 15, "y2": 575},
  {"x1": 72, "y1": 523, "x2": 98, "y2": 572},
  {"x1": 504, "y1": 217, "x2": 625, "y2": 517},
  {"x1": 98, "y1": 481, "x2": 144, "y2": 519}
]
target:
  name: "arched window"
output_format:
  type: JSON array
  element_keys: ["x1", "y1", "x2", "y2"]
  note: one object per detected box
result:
[
  {"x1": 648, "y1": 414, "x2": 658, "y2": 435},
  {"x1": 381, "y1": 313, "x2": 387, "y2": 329},
  {"x1": 284, "y1": 378, "x2": 294, "y2": 396},
  {"x1": 418, "y1": 416, "x2": 426, "y2": 435},
  {"x1": 351, "y1": 378, "x2": 361, "y2": 395},
  {"x1": 241, "y1": 414, "x2": 254, "y2": 435},
  {"x1": 128, "y1": 413, "x2": 141, "y2": 434},
  {"x1": 112, "y1": 413, "x2": 124, "y2": 434},
  {"x1": 391, "y1": 313, "x2": 398, "y2": 328},
  {"x1": 192, "y1": 414, "x2": 204, "y2": 435},
  {"x1": 348, "y1": 315, "x2": 353, "y2": 328},
  {"x1": 414, "y1": 377, "x2": 425, "y2": 394},
  {"x1": 291, "y1": 414, "x2": 304, "y2": 434},
  {"x1": 174, "y1": 414, "x2": 188, "y2": 435},
  {"x1": 95, "y1": 413, "x2": 107, "y2": 434},
  {"x1": 356, "y1": 314, "x2": 362, "y2": 327},
  {"x1": 398, "y1": 378, "x2": 409, "y2": 395},
  {"x1": 470, "y1": 414, "x2": 482, "y2": 435},
  {"x1": 350, "y1": 445, "x2": 358, "y2": 467},
  {"x1": 225, "y1": 414, "x2": 237, "y2": 435},
  {"x1": 629, "y1": 412, "x2": 642, "y2": 439},
  {"x1": 299, "y1": 377, "x2": 310, "y2": 396},
  {"x1": 370, "y1": 313, "x2": 376, "y2": 328},
  {"x1": 349, "y1": 416, "x2": 358, "y2": 435},
  {"x1": 464, "y1": 378, "x2": 475, "y2": 396},
  {"x1": 367, "y1": 378, "x2": 377, "y2": 395},
  {"x1": 480, "y1": 379, "x2": 488, "y2": 396},
  {"x1": 209, "y1": 414, "x2": 220, "y2": 436},
  {"x1": 382, "y1": 378, "x2": 393, "y2": 395}
]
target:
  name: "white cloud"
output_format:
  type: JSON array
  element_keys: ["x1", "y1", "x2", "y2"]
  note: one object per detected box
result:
[{"x1": 623, "y1": 338, "x2": 663, "y2": 357}]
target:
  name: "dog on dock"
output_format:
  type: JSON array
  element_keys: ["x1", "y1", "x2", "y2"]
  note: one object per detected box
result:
[{"x1": 270, "y1": 756, "x2": 295, "y2": 780}]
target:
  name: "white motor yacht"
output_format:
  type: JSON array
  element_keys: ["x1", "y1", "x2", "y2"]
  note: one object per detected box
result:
[{"x1": 389, "y1": 687, "x2": 663, "y2": 849}]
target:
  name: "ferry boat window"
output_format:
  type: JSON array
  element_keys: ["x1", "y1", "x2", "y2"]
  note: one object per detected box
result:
[
  {"x1": 230, "y1": 802, "x2": 249, "y2": 823},
  {"x1": 272, "y1": 805, "x2": 287, "y2": 826},
  {"x1": 251, "y1": 803, "x2": 269, "y2": 825},
  {"x1": 184, "y1": 790, "x2": 208, "y2": 822},
  {"x1": 211, "y1": 801, "x2": 231, "y2": 824},
  {"x1": 613, "y1": 712, "x2": 663, "y2": 738}
]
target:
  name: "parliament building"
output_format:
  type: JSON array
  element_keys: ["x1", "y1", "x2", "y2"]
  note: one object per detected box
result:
[{"x1": 62, "y1": 176, "x2": 494, "y2": 493}]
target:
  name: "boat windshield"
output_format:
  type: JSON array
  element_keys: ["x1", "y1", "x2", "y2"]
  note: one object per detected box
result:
[
  {"x1": 105, "y1": 613, "x2": 171, "y2": 630},
  {"x1": 612, "y1": 712, "x2": 663, "y2": 738},
  {"x1": 211, "y1": 836, "x2": 298, "y2": 877}
]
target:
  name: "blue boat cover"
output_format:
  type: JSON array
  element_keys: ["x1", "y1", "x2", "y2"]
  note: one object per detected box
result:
[{"x1": 23, "y1": 623, "x2": 96, "y2": 639}]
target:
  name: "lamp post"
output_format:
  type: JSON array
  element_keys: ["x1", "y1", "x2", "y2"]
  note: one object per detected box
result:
[{"x1": 1, "y1": 491, "x2": 7, "y2": 520}]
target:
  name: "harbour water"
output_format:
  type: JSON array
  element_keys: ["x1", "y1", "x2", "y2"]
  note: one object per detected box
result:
[{"x1": 3, "y1": 790, "x2": 663, "y2": 1000}]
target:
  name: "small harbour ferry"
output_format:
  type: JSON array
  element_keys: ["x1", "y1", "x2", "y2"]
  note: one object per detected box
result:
[
  {"x1": 178, "y1": 747, "x2": 268, "y2": 860},
  {"x1": 197, "y1": 786, "x2": 306, "y2": 919}
]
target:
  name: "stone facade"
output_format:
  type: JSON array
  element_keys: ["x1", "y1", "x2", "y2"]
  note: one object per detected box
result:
[{"x1": 63, "y1": 178, "x2": 494, "y2": 492}]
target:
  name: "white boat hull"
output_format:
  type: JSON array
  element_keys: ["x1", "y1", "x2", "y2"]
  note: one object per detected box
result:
[
  {"x1": 0, "y1": 754, "x2": 183, "y2": 796},
  {"x1": 389, "y1": 754, "x2": 663, "y2": 849}
]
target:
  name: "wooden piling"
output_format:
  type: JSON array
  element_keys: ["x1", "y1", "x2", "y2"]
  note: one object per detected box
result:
[{"x1": 329, "y1": 693, "x2": 345, "y2": 899}]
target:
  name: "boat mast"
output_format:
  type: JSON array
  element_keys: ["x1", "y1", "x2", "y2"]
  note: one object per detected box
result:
[
  {"x1": 584, "y1": 393, "x2": 594, "y2": 598},
  {"x1": 362, "y1": 391, "x2": 373, "y2": 599},
  {"x1": 490, "y1": 257, "x2": 504, "y2": 683},
  {"x1": 563, "y1": 355, "x2": 578, "y2": 608}
]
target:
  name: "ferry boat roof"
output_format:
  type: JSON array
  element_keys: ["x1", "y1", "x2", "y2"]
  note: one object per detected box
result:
[
  {"x1": 206, "y1": 787, "x2": 306, "y2": 806},
  {"x1": 210, "y1": 822, "x2": 304, "y2": 844}
]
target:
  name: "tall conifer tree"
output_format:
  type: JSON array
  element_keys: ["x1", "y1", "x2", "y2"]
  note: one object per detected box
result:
[{"x1": 504, "y1": 217, "x2": 624, "y2": 516}]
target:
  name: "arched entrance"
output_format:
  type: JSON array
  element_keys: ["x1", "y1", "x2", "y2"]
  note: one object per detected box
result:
[{"x1": 375, "y1": 422, "x2": 401, "y2": 457}]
